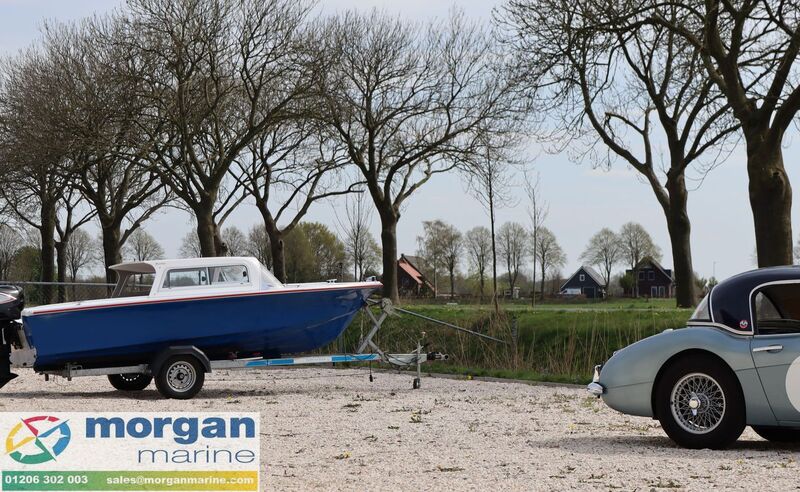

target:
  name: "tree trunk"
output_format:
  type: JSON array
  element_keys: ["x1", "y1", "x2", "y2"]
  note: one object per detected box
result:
[
  {"x1": 449, "y1": 266, "x2": 455, "y2": 298},
  {"x1": 747, "y1": 138, "x2": 793, "y2": 266},
  {"x1": 267, "y1": 229, "x2": 286, "y2": 283},
  {"x1": 379, "y1": 214, "x2": 399, "y2": 303},
  {"x1": 39, "y1": 203, "x2": 56, "y2": 304},
  {"x1": 196, "y1": 205, "x2": 219, "y2": 257},
  {"x1": 531, "y1": 231, "x2": 538, "y2": 307},
  {"x1": 54, "y1": 240, "x2": 67, "y2": 303},
  {"x1": 478, "y1": 269, "x2": 485, "y2": 303},
  {"x1": 540, "y1": 261, "x2": 546, "y2": 303},
  {"x1": 101, "y1": 224, "x2": 123, "y2": 285},
  {"x1": 489, "y1": 194, "x2": 499, "y2": 314},
  {"x1": 665, "y1": 173, "x2": 696, "y2": 308}
]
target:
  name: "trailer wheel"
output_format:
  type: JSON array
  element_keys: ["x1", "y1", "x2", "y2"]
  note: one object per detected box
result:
[
  {"x1": 154, "y1": 355, "x2": 205, "y2": 399},
  {"x1": 108, "y1": 373, "x2": 152, "y2": 392}
]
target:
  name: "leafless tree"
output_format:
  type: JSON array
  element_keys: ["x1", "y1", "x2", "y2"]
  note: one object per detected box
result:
[
  {"x1": 337, "y1": 191, "x2": 378, "y2": 281},
  {"x1": 622, "y1": 0, "x2": 800, "y2": 267},
  {"x1": 123, "y1": 229, "x2": 165, "y2": 262},
  {"x1": 497, "y1": 222, "x2": 528, "y2": 292},
  {"x1": 43, "y1": 19, "x2": 170, "y2": 284},
  {"x1": 417, "y1": 220, "x2": 448, "y2": 295},
  {"x1": 0, "y1": 46, "x2": 71, "y2": 302},
  {"x1": 500, "y1": 0, "x2": 739, "y2": 307},
  {"x1": 0, "y1": 223, "x2": 21, "y2": 280},
  {"x1": 358, "y1": 236, "x2": 382, "y2": 281},
  {"x1": 179, "y1": 230, "x2": 202, "y2": 259},
  {"x1": 524, "y1": 170, "x2": 549, "y2": 304},
  {"x1": 54, "y1": 189, "x2": 96, "y2": 301},
  {"x1": 122, "y1": 0, "x2": 318, "y2": 257},
  {"x1": 245, "y1": 225, "x2": 271, "y2": 266},
  {"x1": 533, "y1": 226, "x2": 566, "y2": 298},
  {"x1": 465, "y1": 226, "x2": 492, "y2": 302},
  {"x1": 441, "y1": 226, "x2": 463, "y2": 298},
  {"x1": 221, "y1": 226, "x2": 247, "y2": 257},
  {"x1": 233, "y1": 123, "x2": 355, "y2": 281},
  {"x1": 619, "y1": 222, "x2": 662, "y2": 296},
  {"x1": 619, "y1": 222, "x2": 662, "y2": 270},
  {"x1": 580, "y1": 228, "x2": 622, "y2": 290},
  {"x1": 317, "y1": 10, "x2": 525, "y2": 302},
  {"x1": 465, "y1": 146, "x2": 518, "y2": 312},
  {"x1": 64, "y1": 228, "x2": 96, "y2": 282}
]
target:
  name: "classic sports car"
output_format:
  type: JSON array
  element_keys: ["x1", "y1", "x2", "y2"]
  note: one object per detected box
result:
[{"x1": 589, "y1": 266, "x2": 800, "y2": 449}]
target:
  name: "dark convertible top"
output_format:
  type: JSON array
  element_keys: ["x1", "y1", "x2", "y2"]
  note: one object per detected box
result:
[{"x1": 692, "y1": 266, "x2": 800, "y2": 334}]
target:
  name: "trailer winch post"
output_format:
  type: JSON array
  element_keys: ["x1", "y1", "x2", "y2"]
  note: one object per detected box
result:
[{"x1": 413, "y1": 335, "x2": 424, "y2": 390}]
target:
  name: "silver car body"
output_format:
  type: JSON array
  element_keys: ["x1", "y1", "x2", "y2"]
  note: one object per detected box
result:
[{"x1": 592, "y1": 266, "x2": 800, "y2": 427}]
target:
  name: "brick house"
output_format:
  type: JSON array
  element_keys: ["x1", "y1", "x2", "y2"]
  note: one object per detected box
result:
[
  {"x1": 397, "y1": 255, "x2": 435, "y2": 297},
  {"x1": 624, "y1": 257, "x2": 674, "y2": 298}
]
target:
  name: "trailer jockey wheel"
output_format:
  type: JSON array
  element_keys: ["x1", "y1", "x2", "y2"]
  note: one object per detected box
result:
[
  {"x1": 108, "y1": 373, "x2": 152, "y2": 392},
  {"x1": 412, "y1": 378, "x2": 420, "y2": 390},
  {"x1": 155, "y1": 355, "x2": 205, "y2": 399}
]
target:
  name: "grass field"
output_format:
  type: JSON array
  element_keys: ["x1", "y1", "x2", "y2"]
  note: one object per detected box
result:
[{"x1": 332, "y1": 301, "x2": 692, "y2": 384}]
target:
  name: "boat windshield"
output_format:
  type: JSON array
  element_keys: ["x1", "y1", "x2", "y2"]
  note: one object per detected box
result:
[
  {"x1": 114, "y1": 273, "x2": 155, "y2": 298},
  {"x1": 259, "y1": 266, "x2": 283, "y2": 289}
]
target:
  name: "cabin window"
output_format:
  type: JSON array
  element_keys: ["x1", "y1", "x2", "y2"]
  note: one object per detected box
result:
[
  {"x1": 209, "y1": 265, "x2": 249, "y2": 285},
  {"x1": 163, "y1": 268, "x2": 209, "y2": 288},
  {"x1": 579, "y1": 274, "x2": 585, "y2": 282},
  {"x1": 754, "y1": 283, "x2": 800, "y2": 334},
  {"x1": 638, "y1": 271, "x2": 645, "y2": 280},
  {"x1": 648, "y1": 271, "x2": 655, "y2": 280}
]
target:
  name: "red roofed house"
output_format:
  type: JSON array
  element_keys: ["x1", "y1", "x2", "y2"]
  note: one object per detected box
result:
[{"x1": 397, "y1": 254, "x2": 435, "y2": 297}]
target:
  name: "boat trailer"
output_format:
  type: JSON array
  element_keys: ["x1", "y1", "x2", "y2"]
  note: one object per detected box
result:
[{"x1": 0, "y1": 298, "x2": 502, "y2": 399}]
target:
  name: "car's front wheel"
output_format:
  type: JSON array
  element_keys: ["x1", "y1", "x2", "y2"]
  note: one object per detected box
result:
[
  {"x1": 655, "y1": 354, "x2": 745, "y2": 449},
  {"x1": 752, "y1": 426, "x2": 800, "y2": 442}
]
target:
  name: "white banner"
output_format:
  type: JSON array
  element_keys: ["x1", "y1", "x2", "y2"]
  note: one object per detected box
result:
[{"x1": 0, "y1": 412, "x2": 259, "y2": 491}]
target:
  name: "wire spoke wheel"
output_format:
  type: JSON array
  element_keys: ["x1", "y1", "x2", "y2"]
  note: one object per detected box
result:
[{"x1": 670, "y1": 372, "x2": 726, "y2": 435}]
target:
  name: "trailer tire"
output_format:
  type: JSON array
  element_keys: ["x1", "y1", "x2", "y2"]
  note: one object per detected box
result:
[
  {"x1": 108, "y1": 373, "x2": 152, "y2": 392},
  {"x1": 155, "y1": 355, "x2": 205, "y2": 399}
]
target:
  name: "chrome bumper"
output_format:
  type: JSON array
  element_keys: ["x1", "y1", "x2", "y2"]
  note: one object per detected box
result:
[
  {"x1": 587, "y1": 364, "x2": 604, "y2": 396},
  {"x1": 587, "y1": 382, "x2": 604, "y2": 396}
]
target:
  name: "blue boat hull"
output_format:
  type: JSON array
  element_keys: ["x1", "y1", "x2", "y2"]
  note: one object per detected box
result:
[{"x1": 23, "y1": 286, "x2": 377, "y2": 371}]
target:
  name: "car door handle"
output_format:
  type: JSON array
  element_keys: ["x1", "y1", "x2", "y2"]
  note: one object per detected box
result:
[{"x1": 753, "y1": 345, "x2": 784, "y2": 353}]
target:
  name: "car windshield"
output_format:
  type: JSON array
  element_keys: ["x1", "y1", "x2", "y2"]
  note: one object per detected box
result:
[{"x1": 690, "y1": 294, "x2": 711, "y2": 321}]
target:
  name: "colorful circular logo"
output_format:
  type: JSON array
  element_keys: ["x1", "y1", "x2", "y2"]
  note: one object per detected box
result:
[{"x1": 5, "y1": 416, "x2": 71, "y2": 464}]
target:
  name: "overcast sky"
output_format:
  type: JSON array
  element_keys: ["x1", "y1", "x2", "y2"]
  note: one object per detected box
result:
[{"x1": 2, "y1": 0, "x2": 797, "y2": 282}]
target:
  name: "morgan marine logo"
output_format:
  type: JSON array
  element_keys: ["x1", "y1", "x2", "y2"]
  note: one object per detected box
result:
[{"x1": 5, "y1": 416, "x2": 71, "y2": 464}]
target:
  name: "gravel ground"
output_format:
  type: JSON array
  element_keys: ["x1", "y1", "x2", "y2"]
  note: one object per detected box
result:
[{"x1": 4, "y1": 367, "x2": 800, "y2": 491}]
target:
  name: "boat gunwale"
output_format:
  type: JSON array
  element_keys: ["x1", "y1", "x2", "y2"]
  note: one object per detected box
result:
[{"x1": 23, "y1": 281, "x2": 383, "y2": 317}]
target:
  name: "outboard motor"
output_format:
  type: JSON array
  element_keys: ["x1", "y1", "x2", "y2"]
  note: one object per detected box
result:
[{"x1": 0, "y1": 285, "x2": 24, "y2": 389}]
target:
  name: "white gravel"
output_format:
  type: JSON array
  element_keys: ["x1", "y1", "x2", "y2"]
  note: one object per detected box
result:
[{"x1": 4, "y1": 367, "x2": 800, "y2": 490}]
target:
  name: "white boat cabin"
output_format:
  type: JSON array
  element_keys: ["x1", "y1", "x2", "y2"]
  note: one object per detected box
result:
[{"x1": 110, "y1": 257, "x2": 284, "y2": 298}]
